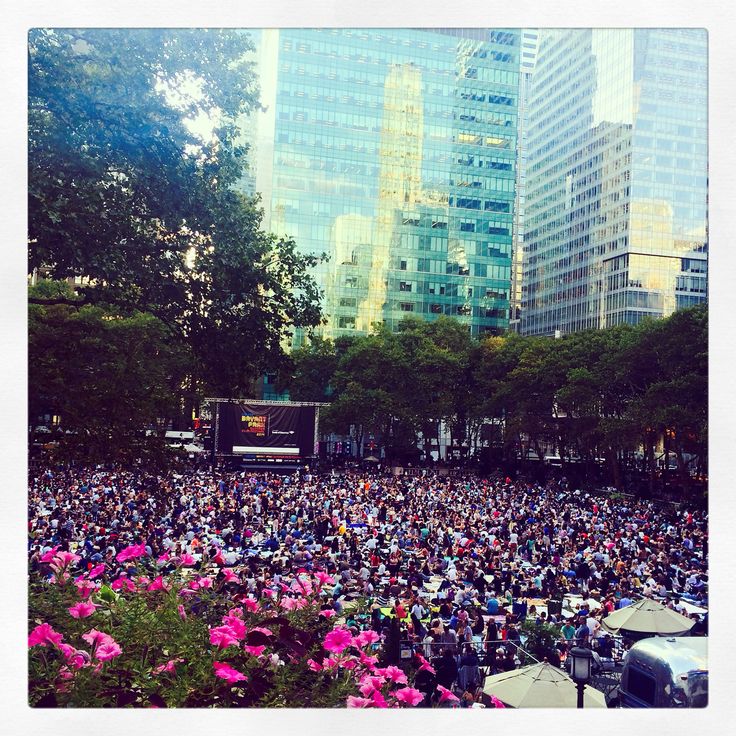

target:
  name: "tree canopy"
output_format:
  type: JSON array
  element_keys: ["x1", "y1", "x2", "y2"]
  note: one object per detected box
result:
[
  {"x1": 28, "y1": 28, "x2": 324, "y2": 395},
  {"x1": 281, "y1": 307, "x2": 707, "y2": 497}
]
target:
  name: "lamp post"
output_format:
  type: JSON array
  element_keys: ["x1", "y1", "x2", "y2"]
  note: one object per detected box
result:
[{"x1": 569, "y1": 646, "x2": 594, "y2": 709}]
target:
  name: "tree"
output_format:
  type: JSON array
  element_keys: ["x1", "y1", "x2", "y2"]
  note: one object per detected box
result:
[
  {"x1": 28, "y1": 28, "x2": 324, "y2": 396},
  {"x1": 29, "y1": 289, "x2": 191, "y2": 464}
]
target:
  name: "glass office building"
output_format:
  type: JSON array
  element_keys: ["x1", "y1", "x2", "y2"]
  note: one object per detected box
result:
[
  {"x1": 253, "y1": 28, "x2": 521, "y2": 342},
  {"x1": 521, "y1": 29, "x2": 708, "y2": 336}
]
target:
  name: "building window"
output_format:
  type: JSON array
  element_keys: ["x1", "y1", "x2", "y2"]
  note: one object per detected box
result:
[
  {"x1": 399, "y1": 302, "x2": 414, "y2": 312},
  {"x1": 399, "y1": 281, "x2": 413, "y2": 292},
  {"x1": 338, "y1": 316, "x2": 356, "y2": 329},
  {"x1": 430, "y1": 304, "x2": 442, "y2": 313}
]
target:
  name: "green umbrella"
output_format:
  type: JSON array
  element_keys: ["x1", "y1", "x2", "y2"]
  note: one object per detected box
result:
[
  {"x1": 482, "y1": 662, "x2": 607, "y2": 708},
  {"x1": 601, "y1": 598, "x2": 695, "y2": 636}
]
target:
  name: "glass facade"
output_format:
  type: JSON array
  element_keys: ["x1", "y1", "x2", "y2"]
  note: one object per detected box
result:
[
  {"x1": 521, "y1": 29, "x2": 708, "y2": 336},
  {"x1": 253, "y1": 28, "x2": 521, "y2": 342}
]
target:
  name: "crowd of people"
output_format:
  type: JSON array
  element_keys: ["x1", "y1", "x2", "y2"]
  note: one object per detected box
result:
[{"x1": 28, "y1": 465, "x2": 708, "y2": 698}]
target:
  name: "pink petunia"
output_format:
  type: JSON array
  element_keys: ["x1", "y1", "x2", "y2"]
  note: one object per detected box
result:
[
  {"x1": 209, "y1": 625, "x2": 241, "y2": 649},
  {"x1": 306, "y1": 658, "x2": 323, "y2": 672},
  {"x1": 371, "y1": 689, "x2": 389, "y2": 708},
  {"x1": 82, "y1": 628, "x2": 114, "y2": 649},
  {"x1": 152, "y1": 658, "x2": 184, "y2": 675},
  {"x1": 68, "y1": 601, "x2": 99, "y2": 619},
  {"x1": 319, "y1": 609, "x2": 336, "y2": 618},
  {"x1": 177, "y1": 604, "x2": 187, "y2": 620},
  {"x1": 178, "y1": 553, "x2": 196, "y2": 566},
  {"x1": 314, "y1": 571, "x2": 335, "y2": 587},
  {"x1": 39, "y1": 546, "x2": 60, "y2": 563},
  {"x1": 353, "y1": 630, "x2": 380, "y2": 648},
  {"x1": 75, "y1": 579, "x2": 97, "y2": 599},
  {"x1": 58, "y1": 643, "x2": 90, "y2": 670},
  {"x1": 222, "y1": 568, "x2": 240, "y2": 584},
  {"x1": 359, "y1": 674, "x2": 385, "y2": 697},
  {"x1": 393, "y1": 687, "x2": 424, "y2": 706},
  {"x1": 222, "y1": 615, "x2": 247, "y2": 640},
  {"x1": 116, "y1": 543, "x2": 147, "y2": 562},
  {"x1": 244, "y1": 645, "x2": 266, "y2": 657},
  {"x1": 359, "y1": 651, "x2": 379, "y2": 670},
  {"x1": 241, "y1": 597, "x2": 261, "y2": 613},
  {"x1": 28, "y1": 622, "x2": 64, "y2": 649},
  {"x1": 416, "y1": 653, "x2": 436, "y2": 674},
  {"x1": 87, "y1": 563, "x2": 106, "y2": 579},
  {"x1": 323, "y1": 627, "x2": 353, "y2": 654},
  {"x1": 379, "y1": 665, "x2": 407, "y2": 685},
  {"x1": 291, "y1": 576, "x2": 313, "y2": 596},
  {"x1": 213, "y1": 661, "x2": 248, "y2": 685},
  {"x1": 280, "y1": 596, "x2": 307, "y2": 611},
  {"x1": 489, "y1": 695, "x2": 506, "y2": 709},
  {"x1": 50, "y1": 551, "x2": 81, "y2": 570},
  {"x1": 111, "y1": 576, "x2": 136, "y2": 593},
  {"x1": 95, "y1": 641, "x2": 122, "y2": 662},
  {"x1": 437, "y1": 684, "x2": 459, "y2": 704},
  {"x1": 147, "y1": 575, "x2": 169, "y2": 592},
  {"x1": 346, "y1": 696, "x2": 373, "y2": 708}
]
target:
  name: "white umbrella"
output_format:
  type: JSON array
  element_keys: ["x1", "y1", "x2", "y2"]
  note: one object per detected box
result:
[
  {"x1": 601, "y1": 598, "x2": 695, "y2": 636},
  {"x1": 482, "y1": 661, "x2": 607, "y2": 708}
]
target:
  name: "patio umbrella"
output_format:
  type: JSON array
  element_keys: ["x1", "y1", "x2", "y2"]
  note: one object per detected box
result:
[
  {"x1": 600, "y1": 598, "x2": 695, "y2": 637},
  {"x1": 481, "y1": 662, "x2": 607, "y2": 708}
]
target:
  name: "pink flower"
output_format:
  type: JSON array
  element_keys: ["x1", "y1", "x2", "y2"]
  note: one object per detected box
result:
[
  {"x1": 222, "y1": 569, "x2": 240, "y2": 584},
  {"x1": 371, "y1": 689, "x2": 389, "y2": 708},
  {"x1": 354, "y1": 630, "x2": 380, "y2": 648},
  {"x1": 147, "y1": 575, "x2": 169, "y2": 592},
  {"x1": 437, "y1": 684, "x2": 459, "y2": 704},
  {"x1": 152, "y1": 658, "x2": 184, "y2": 675},
  {"x1": 323, "y1": 627, "x2": 353, "y2": 654},
  {"x1": 51, "y1": 551, "x2": 80, "y2": 569},
  {"x1": 241, "y1": 597, "x2": 260, "y2": 613},
  {"x1": 213, "y1": 661, "x2": 248, "y2": 684},
  {"x1": 222, "y1": 615, "x2": 247, "y2": 640},
  {"x1": 58, "y1": 644, "x2": 90, "y2": 670},
  {"x1": 28, "y1": 622, "x2": 64, "y2": 648},
  {"x1": 306, "y1": 659, "x2": 323, "y2": 672},
  {"x1": 489, "y1": 695, "x2": 506, "y2": 709},
  {"x1": 416, "y1": 653, "x2": 436, "y2": 674},
  {"x1": 68, "y1": 601, "x2": 98, "y2": 619},
  {"x1": 319, "y1": 609, "x2": 336, "y2": 618},
  {"x1": 209, "y1": 625, "x2": 241, "y2": 649},
  {"x1": 261, "y1": 588, "x2": 275, "y2": 599},
  {"x1": 280, "y1": 596, "x2": 307, "y2": 611},
  {"x1": 359, "y1": 651, "x2": 379, "y2": 670},
  {"x1": 75, "y1": 579, "x2": 97, "y2": 598},
  {"x1": 116, "y1": 543, "x2": 147, "y2": 562},
  {"x1": 178, "y1": 553, "x2": 196, "y2": 566},
  {"x1": 359, "y1": 674, "x2": 386, "y2": 697},
  {"x1": 378, "y1": 665, "x2": 407, "y2": 685},
  {"x1": 111, "y1": 576, "x2": 136, "y2": 593},
  {"x1": 346, "y1": 696, "x2": 373, "y2": 708},
  {"x1": 39, "y1": 546, "x2": 60, "y2": 563},
  {"x1": 95, "y1": 641, "x2": 122, "y2": 661},
  {"x1": 87, "y1": 563, "x2": 106, "y2": 579},
  {"x1": 82, "y1": 628, "x2": 114, "y2": 648},
  {"x1": 291, "y1": 576, "x2": 313, "y2": 596},
  {"x1": 211, "y1": 549, "x2": 226, "y2": 565},
  {"x1": 315, "y1": 571, "x2": 335, "y2": 587},
  {"x1": 156, "y1": 551, "x2": 171, "y2": 564},
  {"x1": 177, "y1": 604, "x2": 187, "y2": 620},
  {"x1": 244, "y1": 645, "x2": 266, "y2": 657},
  {"x1": 393, "y1": 687, "x2": 424, "y2": 706}
]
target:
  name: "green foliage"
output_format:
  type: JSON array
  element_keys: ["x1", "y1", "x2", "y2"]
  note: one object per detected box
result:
[
  {"x1": 28, "y1": 28, "x2": 324, "y2": 396},
  {"x1": 279, "y1": 307, "x2": 707, "y2": 491},
  {"x1": 520, "y1": 619, "x2": 562, "y2": 667}
]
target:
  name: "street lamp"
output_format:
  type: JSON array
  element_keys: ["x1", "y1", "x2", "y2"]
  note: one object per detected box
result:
[{"x1": 569, "y1": 646, "x2": 594, "y2": 709}]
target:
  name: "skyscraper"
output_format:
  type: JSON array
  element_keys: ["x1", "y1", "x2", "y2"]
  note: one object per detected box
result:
[
  {"x1": 521, "y1": 29, "x2": 708, "y2": 336},
  {"x1": 251, "y1": 28, "x2": 521, "y2": 342}
]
